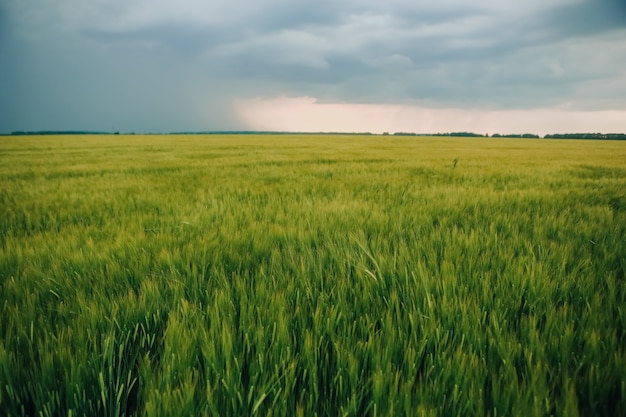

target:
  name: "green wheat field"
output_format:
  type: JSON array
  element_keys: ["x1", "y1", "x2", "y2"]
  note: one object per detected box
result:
[{"x1": 1, "y1": 134, "x2": 625, "y2": 416}]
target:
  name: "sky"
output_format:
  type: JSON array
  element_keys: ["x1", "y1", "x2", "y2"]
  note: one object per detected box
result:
[{"x1": 1, "y1": 0, "x2": 626, "y2": 135}]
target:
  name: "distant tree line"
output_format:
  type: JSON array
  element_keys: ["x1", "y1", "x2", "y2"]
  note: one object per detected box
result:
[
  {"x1": 543, "y1": 133, "x2": 626, "y2": 140},
  {"x1": 4, "y1": 130, "x2": 626, "y2": 140},
  {"x1": 8, "y1": 130, "x2": 112, "y2": 136},
  {"x1": 394, "y1": 132, "x2": 486, "y2": 137},
  {"x1": 491, "y1": 133, "x2": 540, "y2": 138},
  {"x1": 171, "y1": 131, "x2": 376, "y2": 136},
  {"x1": 394, "y1": 132, "x2": 626, "y2": 140}
]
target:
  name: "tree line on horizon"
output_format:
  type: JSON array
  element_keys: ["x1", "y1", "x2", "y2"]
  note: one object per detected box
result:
[
  {"x1": 5, "y1": 130, "x2": 626, "y2": 140},
  {"x1": 392, "y1": 132, "x2": 626, "y2": 139}
]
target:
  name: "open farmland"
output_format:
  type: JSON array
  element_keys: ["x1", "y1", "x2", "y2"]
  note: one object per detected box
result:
[{"x1": 1, "y1": 134, "x2": 625, "y2": 416}]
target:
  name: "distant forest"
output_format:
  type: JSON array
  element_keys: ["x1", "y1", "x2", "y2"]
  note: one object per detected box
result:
[
  {"x1": 393, "y1": 132, "x2": 626, "y2": 140},
  {"x1": 4, "y1": 130, "x2": 626, "y2": 140}
]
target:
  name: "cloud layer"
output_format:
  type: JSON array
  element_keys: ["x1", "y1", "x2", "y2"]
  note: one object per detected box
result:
[{"x1": 2, "y1": 0, "x2": 625, "y2": 132}]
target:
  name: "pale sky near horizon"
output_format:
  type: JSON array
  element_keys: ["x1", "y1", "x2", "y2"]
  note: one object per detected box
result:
[{"x1": 1, "y1": 0, "x2": 626, "y2": 135}]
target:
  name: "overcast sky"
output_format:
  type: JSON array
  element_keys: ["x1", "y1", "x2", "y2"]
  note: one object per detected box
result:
[{"x1": 2, "y1": 0, "x2": 626, "y2": 134}]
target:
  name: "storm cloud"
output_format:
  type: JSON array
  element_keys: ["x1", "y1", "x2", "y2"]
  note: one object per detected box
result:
[{"x1": 1, "y1": 0, "x2": 625, "y2": 133}]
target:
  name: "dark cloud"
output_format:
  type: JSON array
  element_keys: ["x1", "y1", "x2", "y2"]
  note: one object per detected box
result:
[
  {"x1": 82, "y1": 24, "x2": 225, "y2": 59},
  {"x1": 248, "y1": 1, "x2": 347, "y2": 31},
  {"x1": 542, "y1": 0, "x2": 626, "y2": 37}
]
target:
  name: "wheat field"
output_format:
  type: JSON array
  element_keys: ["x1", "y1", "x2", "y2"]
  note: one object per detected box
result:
[{"x1": 1, "y1": 134, "x2": 625, "y2": 416}]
